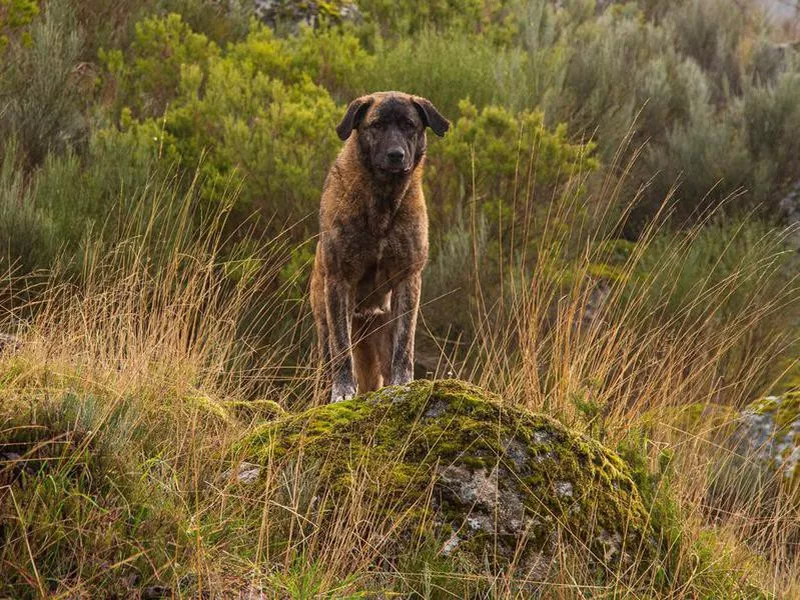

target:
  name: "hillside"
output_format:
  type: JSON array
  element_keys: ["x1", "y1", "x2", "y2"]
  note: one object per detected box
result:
[{"x1": 1, "y1": 0, "x2": 800, "y2": 597}]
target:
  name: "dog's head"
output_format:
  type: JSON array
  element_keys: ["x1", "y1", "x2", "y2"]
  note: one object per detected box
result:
[{"x1": 336, "y1": 92, "x2": 449, "y2": 176}]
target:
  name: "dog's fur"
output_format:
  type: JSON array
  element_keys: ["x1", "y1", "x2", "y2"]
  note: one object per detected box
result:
[{"x1": 311, "y1": 91, "x2": 449, "y2": 402}]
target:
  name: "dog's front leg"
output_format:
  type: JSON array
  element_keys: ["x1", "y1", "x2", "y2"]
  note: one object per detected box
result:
[
  {"x1": 388, "y1": 272, "x2": 422, "y2": 386},
  {"x1": 325, "y1": 279, "x2": 357, "y2": 402}
]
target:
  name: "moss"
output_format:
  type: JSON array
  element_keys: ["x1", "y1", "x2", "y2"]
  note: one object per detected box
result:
[
  {"x1": 774, "y1": 391, "x2": 800, "y2": 432},
  {"x1": 185, "y1": 393, "x2": 233, "y2": 424},
  {"x1": 243, "y1": 379, "x2": 653, "y2": 573},
  {"x1": 222, "y1": 399, "x2": 285, "y2": 423}
]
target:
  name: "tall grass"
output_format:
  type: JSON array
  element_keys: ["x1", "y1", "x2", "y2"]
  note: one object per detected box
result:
[{"x1": 2, "y1": 140, "x2": 799, "y2": 597}]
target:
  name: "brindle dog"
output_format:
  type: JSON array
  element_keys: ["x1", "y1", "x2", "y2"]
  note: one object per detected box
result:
[{"x1": 311, "y1": 91, "x2": 449, "y2": 403}]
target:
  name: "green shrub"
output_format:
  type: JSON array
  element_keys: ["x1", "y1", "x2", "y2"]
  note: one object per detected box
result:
[
  {"x1": 357, "y1": 0, "x2": 516, "y2": 40},
  {"x1": 101, "y1": 12, "x2": 221, "y2": 119},
  {"x1": 420, "y1": 100, "x2": 597, "y2": 337},
  {"x1": 428, "y1": 100, "x2": 598, "y2": 232},
  {"x1": 160, "y1": 0, "x2": 251, "y2": 45},
  {"x1": 0, "y1": 0, "x2": 39, "y2": 54},
  {"x1": 550, "y1": 8, "x2": 674, "y2": 156},
  {"x1": 741, "y1": 67, "x2": 800, "y2": 192},
  {"x1": 0, "y1": 392, "x2": 192, "y2": 597},
  {"x1": 0, "y1": 143, "x2": 58, "y2": 271},
  {"x1": 362, "y1": 28, "x2": 523, "y2": 118},
  {"x1": 0, "y1": 126, "x2": 172, "y2": 275},
  {"x1": 0, "y1": 1, "x2": 87, "y2": 167},
  {"x1": 283, "y1": 24, "x2": 374, "y2": 102},
  {"x1": 102, "y1": 16, "x2": 347, "y2": 231},
  {"x1": 664, "y1": 0, "x2": 750, "y2": 97}
]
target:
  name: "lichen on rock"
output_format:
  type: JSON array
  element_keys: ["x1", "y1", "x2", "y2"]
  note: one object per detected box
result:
[
  {"x1": 243, "y1": 379, "x2": 653, "y2": 578},
  {"x1": 737, "y1": 391, "x2": 800, "y2": 484},
  {"x1": 253, "y1": 0, "x2": 362, "y2": 29}
]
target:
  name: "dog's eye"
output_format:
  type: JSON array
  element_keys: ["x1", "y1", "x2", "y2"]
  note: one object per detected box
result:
[
  {"x1": 371, "y1": 122, "x2": 385, "y2": 130},
  {"x1": 400, "y1": 119, "x2": 415, "y2": 130}
]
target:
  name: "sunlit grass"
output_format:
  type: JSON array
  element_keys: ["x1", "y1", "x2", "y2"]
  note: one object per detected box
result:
[{"x1": 1, "y1": 148, "x2": 799, "y2": 597}]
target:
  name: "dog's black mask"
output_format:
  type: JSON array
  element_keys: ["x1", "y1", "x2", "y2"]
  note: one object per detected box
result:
[
  {"x1": 359, "y1": 97, "x2": 425, "y2": 175},
  {"x1": 336, "y1": 94, "x2": 449, "y2": 178}
]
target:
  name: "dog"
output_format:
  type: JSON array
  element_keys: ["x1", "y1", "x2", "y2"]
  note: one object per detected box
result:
[{"x1": 310, "y1": 91, "x2": 449, "y2": 403}]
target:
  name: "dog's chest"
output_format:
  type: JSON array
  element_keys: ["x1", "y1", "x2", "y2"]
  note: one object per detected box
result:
[{"x1": 352, "y1": 234, "x2": 396, "y2": 315}]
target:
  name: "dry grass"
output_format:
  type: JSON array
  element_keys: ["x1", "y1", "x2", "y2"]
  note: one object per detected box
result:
[{"x1": 1, "y1": 153, "x2": 799, "y2": 598}]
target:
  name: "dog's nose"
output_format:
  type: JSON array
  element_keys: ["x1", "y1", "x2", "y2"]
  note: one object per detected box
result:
[{"x1": 387, "y1": 147, "x2": 405, "y2": 163}]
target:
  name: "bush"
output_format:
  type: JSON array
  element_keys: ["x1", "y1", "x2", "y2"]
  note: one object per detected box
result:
[
  {"x1": 625, "y1": 218, "x2": 800, "y2": 393},
  {"x1": 0, "y1": 0, "x2": 39, "y2": 54},
  {"x1": 664, "y1": 0, "x2": 751, "y2": 97},
  {"x1": 101, "y1": 12, "x2": 221, "y2": 119},
  {"x1": 0, "y1": 144, "x2": 58, "y2": 272},
  {"x1": 361, "y1": 27, "x2": 524, "y2": 119},
  {"x1": 0, "y1": 125, "x2": 176, "y2": 275},
  {"x1": 741, "y1": 67, "x2": 800, "y2": 193},
  {"x1": 357, "y1": 0, "x2": 517, "y2": 40},
  {"x1": 102, "y1": 16, "x2": 362, "y2": 232},
  {"x1": 0, "y1": 1, "x2": 87, "y2": 168},
  {"x1": 428, "y1": 99, "x2": 597, "y2": 236}
]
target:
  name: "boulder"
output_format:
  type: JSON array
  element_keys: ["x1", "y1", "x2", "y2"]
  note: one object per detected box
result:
[
  {"x1": 245, "y1": 380, "x2": 653, "y2": 578},
  {"x1": 735, "y1": 391, "x2": 800, "y2": 485},
  {"x1": 253, "y1": 0, "x2": 362, "y2": 29}
]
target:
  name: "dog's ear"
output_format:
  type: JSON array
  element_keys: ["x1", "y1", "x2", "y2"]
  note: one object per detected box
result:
[
  {"x1": 412, "y1": 97, "x2": 450, "y2": 137},
  {"x1": 336, "y1": 96, "x2": 374, "y2": 141}
]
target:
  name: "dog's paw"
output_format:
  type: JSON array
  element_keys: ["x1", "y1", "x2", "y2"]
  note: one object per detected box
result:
[{"x1": 330, "y1": 383, "x2": 357, "y2": 403}]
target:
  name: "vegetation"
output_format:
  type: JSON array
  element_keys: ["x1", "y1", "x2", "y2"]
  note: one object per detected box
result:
[{"x1": 1, "y1": 0, "x2": 800, "y2": 597}]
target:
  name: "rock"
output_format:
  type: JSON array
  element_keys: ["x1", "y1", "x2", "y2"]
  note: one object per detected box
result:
[
  {"x1": 253, "y1": 0, "x2": 362, "y2": 30},
  {"x1": 142, "y1": 586, "x2": 171, "y2": 599},
  {"x1": 222, "y1": 460, "x2": 262, "y2": 484},
  {"x1": 735, "y1": 392, "x2": 800, "y2": 484},
  {"x1": 245, "y1": 380, "x2": 653, "y2": 580}
]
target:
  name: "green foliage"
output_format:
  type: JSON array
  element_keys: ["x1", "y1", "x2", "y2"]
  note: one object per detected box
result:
[
  {"x1": 282, "y1": 25, "x2": 374, "y2": 101},
  {"x1": 362, "y1": 28, "x2": 523, "y2": 119},
  {"x1": 103, "y1": 16, "x2": 359, "y2": 227},
  {"x1": 433, "y1": 100, "x2": 597, "y2": 209},
  {"x1": 627, "y1": 218, "x2": 800, "y2": 393},
  {"x1": 0, "y1": 393, "x2": 190, "y2": 597},
  {"x1": 265, "y1": 558, "x2": 365, "y2": 599},
  {"x1": 0, "y1": 130, "x2": 160, "y2": 273},
  {"x1": 617, "y1": 429, "x2": 772, "y2": 599},
  {"x1": 101, "y1": 12, "x2": 221, "y2": 118},
  {"x1": 0, "y1": 1, "x2": 87, "y2": 167},
  {"x1": 665, "y1": 0, "x2": 750, "y2": 97},
  {"x1": 421, "y1": 101, "x2": 597, "y2": 333},
  {"x1": 358, "y1": 0, "x2": 516, "y2": 40},
  {"x1": 0, "y1": 0, "x2": 38, "y2": 53},
  {"x1": 741, "y1": 68, "x2": 800, "y2": 191},
  {"x1": 0, "y1": 143, "x2": 58, "y2": 271}
]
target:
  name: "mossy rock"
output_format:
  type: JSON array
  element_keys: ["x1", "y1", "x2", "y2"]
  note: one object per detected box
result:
[
  {"x1": 223, "y1": 399, "x2": 285, "y2": 423},
  {"x1": 244, "y1": 380, "x2": 653, "y2": 579},
  {"x1": 737, "y1": 391, "x2": 800, "y2": 485},
  {"x1": 254, "y1": 0, "x2": 361, "y2": 28}
]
